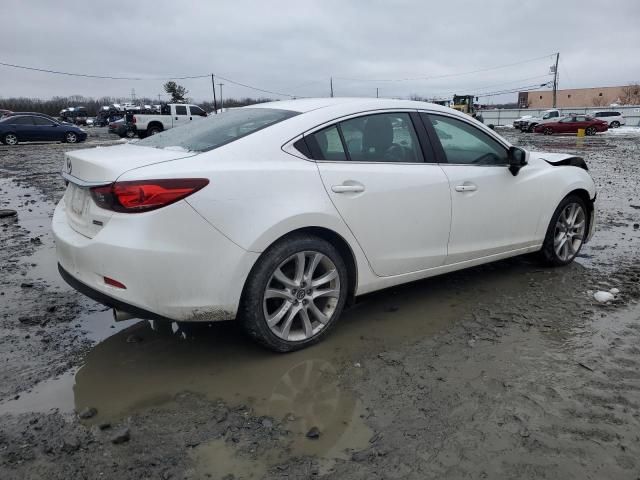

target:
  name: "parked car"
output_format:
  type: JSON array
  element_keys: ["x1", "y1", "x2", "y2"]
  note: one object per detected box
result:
[
  {"x1": 60, "y1": 107, "x2": 89, "y2": 126},
  {"x1": 5, "y1": 111, "x2": 60, "y2": 123},
  {"x1": 520, "y1": 109, "x2": 561, "y2": 132},
  {"x1": 591, "y1": 111, "x2": 625, "y2": 128},
  {"x1": 533, "y1": 115, "x2": 608, "y2": 135},
  {"x1": 53, "y1": 98, "x2": 596, "y2": 352},
  {"x1": 108, "y1": 118, "x2": 136, "y2": 139},
  {"x1": 0, "y1": 114, "x2": 87, "y2": 145},
  {"x1": 0, "y1": 109, "x2": 12, "y2": 118},
  {"x1": 131, "y1": 103, "x2": 207, "y2": 138}
]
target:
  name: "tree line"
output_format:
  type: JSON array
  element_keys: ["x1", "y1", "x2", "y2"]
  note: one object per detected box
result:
[{"x1": 0, "y1": 95, "x2": 273, "y2": 116}]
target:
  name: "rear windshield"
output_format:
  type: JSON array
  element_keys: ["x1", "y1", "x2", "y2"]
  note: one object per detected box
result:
[{"x1": 136, "y1": 108, "x2": 298, "y2": 152}]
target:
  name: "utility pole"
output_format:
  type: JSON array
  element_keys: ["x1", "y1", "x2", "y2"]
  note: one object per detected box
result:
[
  {"x1": 218, "y1": 83, "x2": 224, "y2": 110},
  {"x1": 552, "y1": 52, "x2": 560, "y2": 108},
  {"x1": 376, "y1": 87, "x2": 379, "y2": 98},
  {"x1": 330, "y1": 77, "x2": 334, "y2": 98},
  {"x1": 211, "y1": 74, "x2": 218, "y2": 114},
  {"x1": 157, "y1": 94, "x2": 161, "y2": 103},
  {"x1": 131, "y1": 88, "x2": 136, "y2": 103}
]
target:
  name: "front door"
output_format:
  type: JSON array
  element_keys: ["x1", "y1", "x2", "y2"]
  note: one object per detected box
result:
[
  {"x1": 309, "y1": 111, "x2": 451, "y2": 277},
  {"x1": 173, "y1": 105, "x2": 188, "y2": 127},
  {"x1": 422, "y1": 113, "x2": 543, "y2": 264}
]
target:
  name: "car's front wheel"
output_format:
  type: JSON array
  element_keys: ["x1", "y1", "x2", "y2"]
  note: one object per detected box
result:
[
  {"x1": 586, "y1": 126, "x2": 597, "y2": 136},
  {"x1": 239, "y1": 234, "x2": 348, "y2": 352},
  {"x1": 64, "y1": 132, "x2": 78, "y2": 143},
  {"x1": 540, "y1": 194, "x2": 588, "y2": 266},
  {"x1": 2, "y1": 133, "x2": 18, "y2": 145}
]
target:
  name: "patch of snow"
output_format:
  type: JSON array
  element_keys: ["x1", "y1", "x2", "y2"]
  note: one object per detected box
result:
[
  {"x1": 603, "y1": 126, "x2": 640, "y2": 136},
  {"x1": 163, "y1": 145, "x2": 190, "y2": 152},
  {"x1": 609, "y1": 288, "x2": 620, "y2": 295},
  {"x1": 594, "y1": 291, "x2": 615, "y2": 303}
]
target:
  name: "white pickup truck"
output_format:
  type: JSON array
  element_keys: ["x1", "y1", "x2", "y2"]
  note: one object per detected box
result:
[
  {"x1": 519, "y1": 109, "x2": 561, "y2": 132},
  {"x1": 131, "y1": 103, "x2": 208, "y2": 138}
]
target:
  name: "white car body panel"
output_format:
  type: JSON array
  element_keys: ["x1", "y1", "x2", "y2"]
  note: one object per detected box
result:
[{"x1": 52, "y1": 98, "x2": 597, "y2": 324}]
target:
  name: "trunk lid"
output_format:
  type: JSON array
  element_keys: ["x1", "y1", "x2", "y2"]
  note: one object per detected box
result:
[{"x1": 62, "y1": 144, "x2": 197, "y2": 239}]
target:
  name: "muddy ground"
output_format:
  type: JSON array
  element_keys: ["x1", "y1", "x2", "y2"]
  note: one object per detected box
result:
[{"x1": 1, "y1": 127, "x2": 639, "y2": 479}]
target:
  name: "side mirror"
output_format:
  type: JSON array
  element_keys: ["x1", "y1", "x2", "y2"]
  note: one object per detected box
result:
[{"x1": 508, "y1": 146, "x2": 527, "y2": 176}]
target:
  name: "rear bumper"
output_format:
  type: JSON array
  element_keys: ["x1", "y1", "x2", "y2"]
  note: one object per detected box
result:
[{"x1": 52, "y1": 197, "x2": 259, "y2": 322}]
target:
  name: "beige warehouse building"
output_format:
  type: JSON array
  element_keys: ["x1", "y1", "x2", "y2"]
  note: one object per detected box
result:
[{"x1": 518, "y1": 85, "x2": 638, "y2": 108}]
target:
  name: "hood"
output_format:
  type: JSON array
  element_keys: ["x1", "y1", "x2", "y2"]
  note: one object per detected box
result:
[{"x1": 63, "y1": 143, "x2": 197, "y2": 184}]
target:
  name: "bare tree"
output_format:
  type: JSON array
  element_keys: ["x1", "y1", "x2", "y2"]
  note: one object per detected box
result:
[
  {"x1": 620, "y1": 83, "x2": 640, "y2": 105},
  {"x1": 591, "y1": 96, "x2": 608, "y2": 107}
]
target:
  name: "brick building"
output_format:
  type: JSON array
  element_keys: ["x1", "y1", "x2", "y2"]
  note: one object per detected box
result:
[{"x1": 518, "y1": 85, "x2": 636, "y2": 108}]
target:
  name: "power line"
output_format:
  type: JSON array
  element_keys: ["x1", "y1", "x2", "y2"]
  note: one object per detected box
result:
[
  {"x1": 0, "y1": 60, "x2": 298, "y2": 97},
  {"x1": 0, "y1": 60, "x2": 209, "y2": 80},
  {"x1": 334, "y1": 53, "x2": 557, "y2": 83}
]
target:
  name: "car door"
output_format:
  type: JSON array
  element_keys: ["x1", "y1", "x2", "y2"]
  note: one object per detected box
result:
[
  {"x1": 188, "y1": 105, "x2": 207, "y2": 122},
  {"x1": 309, "y1": 111, "x2": 452, "y2": 277},
  {"x1": 421, "y1": 112, "x2": 543, "y2": 264},
  {"x1": 32, "y1": 115, "x2": 60, "y2": 141},
  {"x1": 559, "y1": 116, "x2": 578, "y2": 133},
  {"x1": 173, "y1": 105, "x2": 188, "y2": 127},
  {"x1": 8, "y1": 116, "x2": 37, "y2": 140}
]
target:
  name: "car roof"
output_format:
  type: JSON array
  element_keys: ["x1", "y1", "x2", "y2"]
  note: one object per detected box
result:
[
  {"x1": 248, "y1": 97, "x2": 458, "y2": 115},
  {"x1": 8, "y1": 112, "x2": 55, "y2": 118}
]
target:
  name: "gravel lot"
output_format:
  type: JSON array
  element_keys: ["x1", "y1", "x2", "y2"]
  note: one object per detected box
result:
[{"x1": 1, "y1": 126, "x2": 639, "y2": 479}]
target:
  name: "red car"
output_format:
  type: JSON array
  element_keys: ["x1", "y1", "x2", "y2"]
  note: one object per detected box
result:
[{"x1": 534, "y1": 115, "x2": 608, "y2": 136}]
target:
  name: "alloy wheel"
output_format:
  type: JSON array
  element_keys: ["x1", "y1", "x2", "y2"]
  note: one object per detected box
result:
[
  {"x1": 66, "y1": 132, "x2": 77, "y2": 143},
  {"x1": 263, "y1": 251, "x2": 340, "y2": 342},
  {"x1": 543, "y1": 127, "x2": 553, "y2": 135},
  {"x1": 5, "y1": 133, "x2": 18, "y2": 145},
  {"x1": 553, "y1": 202, "x2": 586, "y2": 262},
  {"x1": 586, "y1": 127, "x2": 596, "y2": 136}
]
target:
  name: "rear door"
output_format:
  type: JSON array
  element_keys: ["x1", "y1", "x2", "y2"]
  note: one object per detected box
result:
[
  {"x1": 8, "y1": 116, "x2": 37, "y2": 140},
  {"x1": 422, "y1": 112, "x2": 543, "y2": 264},
  {"x1": 173, "y1": 105, "x2": 188, "y2": 127},
  {"x1": 310, "y1": 111, "x2": 452, "y2": 277}
]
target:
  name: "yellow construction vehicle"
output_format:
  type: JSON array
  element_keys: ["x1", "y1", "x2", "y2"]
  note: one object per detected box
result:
[{"x1": 452, "y1": 95, "x2": 477, "y2": 115}]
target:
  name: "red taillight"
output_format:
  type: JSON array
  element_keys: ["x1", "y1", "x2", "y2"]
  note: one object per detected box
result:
[
  {"x1": 132, "y1": 116, "x2": 136, "y2": 124},
  {"x1": 91, "y1": 178, "x2": 209, "y2": 213}
]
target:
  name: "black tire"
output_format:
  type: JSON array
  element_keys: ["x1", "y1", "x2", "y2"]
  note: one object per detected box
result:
[
  {"x1": 64, "y1": 131, "x2": 78, "y2": 143},
  {"x1": 528, "y1": 123, "x2": 537, "y2": 133},
  {"x1": 238, "y1": 233, "x2": 349, "y2": 352},
  {"x1": 586, "y1": 126, "x2": 596, "y2": 136},
  {"x1": 125, "y1": 128, "x2": 137, "y2": 139},
  {"x1": 539, "y1": 194, "x2": 588, "y2": 266},
  {"x1": 610, "y1": 121, "x2": 620, "y2": 128},
  {"x1": 2, "y1": 132, "x2": 18, "y2": 146},
  {"x1": 543, "y1": 127, "x2": 554, "y2": 135},
  {"x1": 147, "y1": 125, "x2": 162, "y2": 136}
]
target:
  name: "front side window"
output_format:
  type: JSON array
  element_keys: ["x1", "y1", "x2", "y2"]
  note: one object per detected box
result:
[
  {"x1": 576, "y1": 116, "x2": 588, "y2": 122},
  {"x1": 136, "y1": 108, "x2": 298, "y2": 153},
  {"x1": 425, "y1": 114, "x2": 507, "y2": 165},
  {"x1": 175, "y1": 105, "x2": 188, "y2": 115},
  {"x1": 33, "y1": 116, "x2": 54, "y2": 126},
  {"x1": 189, "y1": 106, "x2": 206, "y2": 117}
]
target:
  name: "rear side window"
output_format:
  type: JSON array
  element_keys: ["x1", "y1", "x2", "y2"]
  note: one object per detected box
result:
[
  {"x1": 33, "y1": 116, "x2": 53, "y2": 126},
  {"x1": 9, "y1": 116, "x2": 34, "y2": 125},
  {"x1": 175, "y1": 105, "x2": 188, "y2": 115},
  {"x1": 306, "y1": 112, "x2": 425, "y2": 163},
  {"x1": 136, "y1": 108, "x2": 298, "y2": 153},
  {"x1": 189, "y1": 106, "x2": 206, "y2": 117}
]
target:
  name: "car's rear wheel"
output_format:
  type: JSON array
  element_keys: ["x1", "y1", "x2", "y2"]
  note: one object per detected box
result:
[
  {"x1": 147, "y1": 125, "x2": 162, "y2": 136},
  {"x1": 586, "y1": 126, "x2": 596, "y2": 136},
  {"x1": 543, "y1": 127, "x2": 554, "y2": 135},
  {"x1": 65, "y1": 132, "x2": 78, "y2": 143},
  {"x1": 2, "y1": 133, "x2": 18, "y2": 145},
  {"x1": 610, "y1": 121, "x2": 620, "y2": 128},
  {"x1": 239, "y1": 234, "x2": 348, "y2": 352},
  {"x1": 540, "y1": 194, "x2": 588, "y2": 266},
  {"x1": 125, "y1": 128, "x2": 136, "y2": 139}
]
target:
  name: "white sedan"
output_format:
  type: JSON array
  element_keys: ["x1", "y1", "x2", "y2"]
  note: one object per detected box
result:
[{"x1": 53, "y1": 98, "x2": 596, "y2": 351}]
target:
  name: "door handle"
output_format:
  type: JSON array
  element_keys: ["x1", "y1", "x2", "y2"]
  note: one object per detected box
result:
[
  {"x1": 455, "y1": 184, "x2": 477, "y2": 192},
  {"x1": 331, "y1": 184, "x2": 365, "y2": 193}
]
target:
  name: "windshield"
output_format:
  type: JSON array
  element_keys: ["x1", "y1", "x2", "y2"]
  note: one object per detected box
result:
[{"x1": 136, "y1": 108, "x2": 299, "y2": 152}]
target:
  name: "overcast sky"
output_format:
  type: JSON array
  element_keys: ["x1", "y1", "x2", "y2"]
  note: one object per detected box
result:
[{"x1": 1, "y1": 0, "x2": 639, "y2": 104}]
